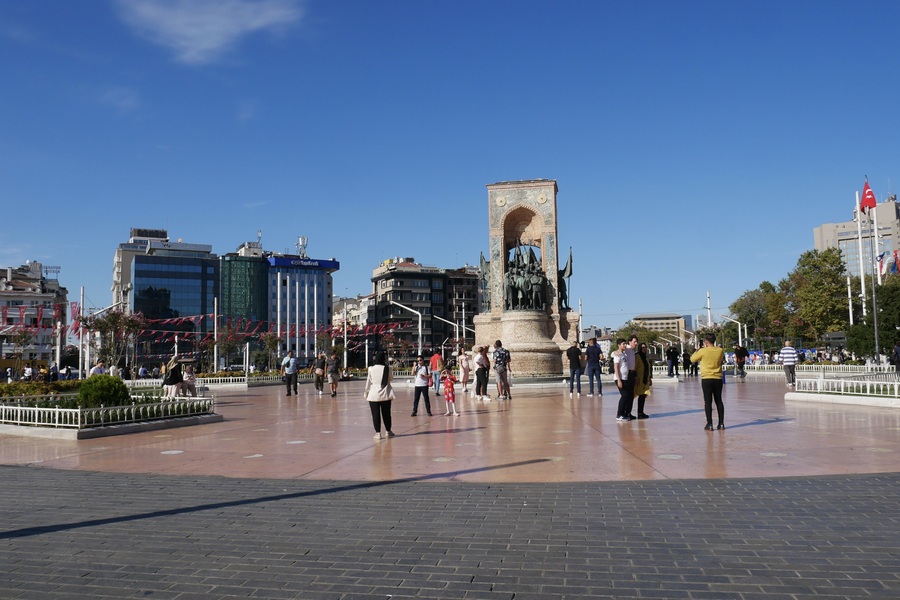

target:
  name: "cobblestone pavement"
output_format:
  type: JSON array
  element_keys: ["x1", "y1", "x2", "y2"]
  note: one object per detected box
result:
[
  {"x1": 1, "y1": 376, "x2": 899, "y2": 598},
  {"x1": 2, "y1": 466, "x2": 899, "y2": 599}
]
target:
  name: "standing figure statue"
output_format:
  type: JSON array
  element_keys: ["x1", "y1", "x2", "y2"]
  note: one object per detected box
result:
[
  {"x1": 530, "y1": 268, "x2": 546, "y2": 310},
  {"x1": 480, "y1": 251, "x2": 491, "y2": 311},
  {"x1": 558, "y1": 247, "x2": 573, "y2": 310}
]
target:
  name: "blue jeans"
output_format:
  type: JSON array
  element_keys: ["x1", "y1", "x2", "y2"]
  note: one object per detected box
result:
[
  {"x1": 569, "y1": 367, "x2": 582, "y2": 393},
  {"x1": 586, "y1": 364, "x2": 602, "y2": 395}
]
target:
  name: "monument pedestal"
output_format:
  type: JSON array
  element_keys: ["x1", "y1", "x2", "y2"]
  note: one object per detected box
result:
[{"x1": 474, "y1": 309, "x2": 581, "y2": 378}]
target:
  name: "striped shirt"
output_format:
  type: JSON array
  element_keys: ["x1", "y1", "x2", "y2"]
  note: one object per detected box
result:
[{"x1": 779, "y1": 346, "x2": 799, "y2": 366}]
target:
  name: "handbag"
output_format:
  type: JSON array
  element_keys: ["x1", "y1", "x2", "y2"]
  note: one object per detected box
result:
[{"x1": 315, "y1": 368, "x2": 324, "y2": 376}]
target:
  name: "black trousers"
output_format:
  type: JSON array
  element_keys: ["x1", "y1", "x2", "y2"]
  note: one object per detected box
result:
[
  {"x1": 369, "y1": 400, "x2": 392, "y2": 432},
  {"x1": 475, "y1": 367, "x2": 489, "y2": 396},
  {"x1": 413, "y1": 386, "x2": 431, "y2": 414},
  {"x1": 284, "y1": 372, "x2": 297, "y2": 394},
  {"x1": 701, "y1": 378, "x2": 724, "y2": 425},
  {"x1": 616, "y1": 371, "x2": 636, "y2": 417}
]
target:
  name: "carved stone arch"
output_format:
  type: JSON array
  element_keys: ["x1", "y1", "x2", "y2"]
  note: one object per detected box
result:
[{"x1": 502, "y1": 206, "x2": 544, "y2": 266}]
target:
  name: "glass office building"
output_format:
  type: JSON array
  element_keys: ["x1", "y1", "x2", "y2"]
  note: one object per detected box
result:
[
  {"x1": 221, "y1": 242, "x2": 269, "y2": 327},
  {"x1": 131, "y1": 241, "x2": 219, "y2": 363}
]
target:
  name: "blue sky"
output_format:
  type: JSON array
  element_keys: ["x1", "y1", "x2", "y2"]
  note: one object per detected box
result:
[{"x1": 3, "y1": 0, "x2": 900, "y2": 329}]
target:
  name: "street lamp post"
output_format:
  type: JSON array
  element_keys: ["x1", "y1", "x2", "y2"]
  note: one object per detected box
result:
[
  {"x1": 432, "y1": 314, "x2": 460, "y2": 355},
  {"x1": 389, "y1": 300, "x2": 422, "y2": 356},
  {"x1": 719, "y1": 315, "x2": 743, "y2": 347},
  {"x1": 80, "y1": 296, "x2": 129, "y2": 379}
]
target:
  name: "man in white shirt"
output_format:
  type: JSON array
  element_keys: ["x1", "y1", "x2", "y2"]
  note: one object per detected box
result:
[{"x1": 89, "y1": 360, "x2": 106, "y2": 377}]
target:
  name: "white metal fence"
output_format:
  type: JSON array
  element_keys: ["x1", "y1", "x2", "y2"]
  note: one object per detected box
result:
[
  {"x1": 0, "y1": 395, "x2": 216, "y2": 429},
  {"x1": 795, "y1": 377, "x2": 900, "y2": 398}
]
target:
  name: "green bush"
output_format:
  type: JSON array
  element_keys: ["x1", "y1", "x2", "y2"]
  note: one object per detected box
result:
[
  {"x1": 78, "y1": 375, "x2": 131, "y2": 408},
  {"x1": 0, "y1": 380, "x2": 80, "y2": 398}
]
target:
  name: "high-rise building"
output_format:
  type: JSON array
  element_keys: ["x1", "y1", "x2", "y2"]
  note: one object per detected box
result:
[
  {"x1": 113, "y1": 229, "x2": 219, "y2": 363},
  {"x1": 268, "y1": 252, "x2": 339, "y2": 362},
  {"x1": 368, "y1": 257, "x2": 480, "y2": 359},
  {"x1": 0, "y1": 261, "x2": 69, "y2": 366},
  {"x1": 814, "y1": 197, "x2": 900, "y2": 278},
  {"x1": 112, "y1": 228, "x2": 169, "y2": 311},
  {"x1": 220, "y1": 241, "x2": 269, "y2": 328}
]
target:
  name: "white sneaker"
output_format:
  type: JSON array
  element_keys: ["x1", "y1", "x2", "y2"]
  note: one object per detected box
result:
[
  {"x1": 569, "y1": 392, "x2": 573, "y2": 398},
  {"x1": 484, "y1": 396, "x2": 492, "y2": 402},
  {"x1": 374, "y1": 432, "x2": 383, "y2": 440},
  {"x1": 444, "y1": 411, "x2": 450, "y2": 416},
  {"x1": 587, "y1": 394, "x2": 593, "y2": 397},
  {"x1": 453, "y1": 412, "x2": 459, "y2": 416}
]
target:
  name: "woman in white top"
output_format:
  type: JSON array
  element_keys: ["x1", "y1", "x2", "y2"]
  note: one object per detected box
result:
[
  {"x1": 364, "y1": 351, "x2": 395, "y2": 439},
  {"x1": 473, "y1": 346, "x2": 490, "y2": 401}
]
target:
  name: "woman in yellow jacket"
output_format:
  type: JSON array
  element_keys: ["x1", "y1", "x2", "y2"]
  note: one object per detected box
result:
[{"x1": 690, "y1": 334, "x2": 725, "y2": 431}]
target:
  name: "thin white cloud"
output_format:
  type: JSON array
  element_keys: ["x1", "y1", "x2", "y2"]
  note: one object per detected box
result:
[
  {"x1": 237, "y1": 99, "x2": 258, "y2": 122},
  {"x1": 99, "y1": 85, "x2": 141, "y2": 113},
  {"x1": 114, "y1": 0, "x2": 303, "y2": 65}
]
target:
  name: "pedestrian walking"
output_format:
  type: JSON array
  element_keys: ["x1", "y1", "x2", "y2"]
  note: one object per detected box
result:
[
  {"x1": 584, "y1": 337, "x2": 604, "y2": 397},
  {"x1": 691, "y1": 334, "x2": 726, "y2": 430},
  {"x1": 458, "y1": 348, "x2": 471, "y2": 393},
  {"x1": 281, "y1": 350, "x2": 298, "y2": 395},
  {"x1": 474, "y1": 345, "x2": 490, "y2": 401},
  {"x1": 566, "y1": 340, "x2": 582, "y2": 398},
  {"x1": 779, "y1": 340, "x2": 799, "y2": 387},
  {"x1": 492, "y1": 340, "x2": 512, "y2": 400},
  {"x1": 430, "y1": 350, "x2": 444, "y2": 396},
  {"x1": 364, "y1": 351, "x2": 395, "y2": 440}
]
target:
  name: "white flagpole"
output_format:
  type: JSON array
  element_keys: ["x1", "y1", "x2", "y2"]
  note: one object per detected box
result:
[
  {"x1": 856, "y1": 192, "x2": 867, "y2": 317},
  {"x1": 277, "y1": 271, "x2": 283, "y2": 354},
  {"x1": 874, "y1": 201, "x2": 883, "y2": 285},
  {"x1": 213, "y1": 297, "x2": 218, "y2": 372},
  {"x1": 285, "y1": 275, "x2": 292, "y2": 354},
  {"x1": 304, "y1": 278, "x2": 309, "y2": 360}
]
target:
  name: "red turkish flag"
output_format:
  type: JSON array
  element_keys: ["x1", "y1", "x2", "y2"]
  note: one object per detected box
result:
[{"x1": 861, "y1": 181, "x2": 877, "y2": 213}]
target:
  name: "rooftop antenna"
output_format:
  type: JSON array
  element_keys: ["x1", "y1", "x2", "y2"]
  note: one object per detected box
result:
[
  {"x1": 256, "y1": 229, "x2": 262, "y2": 244},
  {"x1": 296, "y1": 236, "x2": 308, "y2": 258}
]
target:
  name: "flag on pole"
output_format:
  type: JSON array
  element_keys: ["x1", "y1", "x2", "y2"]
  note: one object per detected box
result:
[{"x1": 861, "y1": 181, "x2": 877, "y2": 213}]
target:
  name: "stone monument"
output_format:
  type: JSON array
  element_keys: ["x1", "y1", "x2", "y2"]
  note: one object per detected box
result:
[{"x1": 473, "y1": 179, "x2": 579, "y2": 377}]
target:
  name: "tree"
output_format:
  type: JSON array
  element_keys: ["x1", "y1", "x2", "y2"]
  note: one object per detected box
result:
[
  {"x1": 847, "y1": 274, "x2": 900, "y2": 358},
  {"x1": 786, "y1": 248, "x2": 847, "y2": 343},
  {"x1": 258, "y1": 333, "x2": 283, "y2": 371},
  {"x1": 80, "y1": 310, "x2": 148, "y2": 369},
  {"x1": 617, "y1": 321, "x2": 663, "y2": 349},
  {"x1": 10, "y1": 329, "x2": 35, "y2": 375}
]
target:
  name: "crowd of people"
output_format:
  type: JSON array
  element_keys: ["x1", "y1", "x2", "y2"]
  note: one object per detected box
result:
[{"x1": 4, "y1": 363, "x2": 71, "y2": 383}]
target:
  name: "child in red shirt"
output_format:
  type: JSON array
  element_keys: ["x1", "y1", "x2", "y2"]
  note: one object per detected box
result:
[{"x1": 441, "y1": 370, "x2": 459, "y2": 416}]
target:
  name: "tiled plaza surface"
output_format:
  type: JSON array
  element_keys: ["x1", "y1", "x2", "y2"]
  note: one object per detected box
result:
[{"x1": 1, "y1": 374, "x2": 899, "y2": 598}]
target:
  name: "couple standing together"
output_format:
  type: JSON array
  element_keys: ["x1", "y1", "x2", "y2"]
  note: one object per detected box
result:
[{"x1": 614, "y1": 333, "x2": 726, "y2": 430}]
